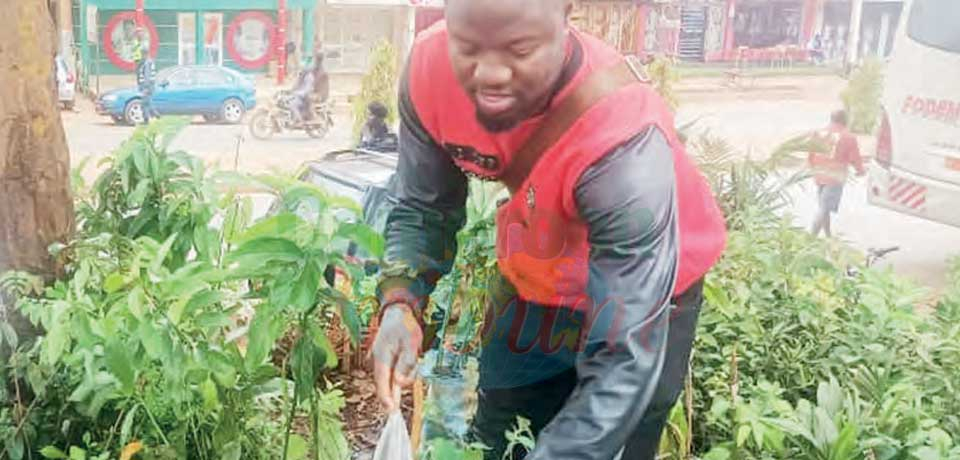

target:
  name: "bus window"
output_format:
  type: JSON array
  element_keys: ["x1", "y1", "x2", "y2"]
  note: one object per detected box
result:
[{"x1": 907, "y1": 0, "x2": 960, "y2": 53}]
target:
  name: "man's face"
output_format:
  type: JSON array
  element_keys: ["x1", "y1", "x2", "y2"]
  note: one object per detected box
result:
[{"x1": 446, "y1": 0, "x2": 572, "y2": 132}]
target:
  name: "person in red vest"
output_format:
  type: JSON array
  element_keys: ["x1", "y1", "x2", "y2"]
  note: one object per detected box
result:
[
  {"x1": 808, "y1": 110, "x2": 865, "y2": 238},
  {"x1": 370, "y1": 0, "x2": 727, "y2": 458}
]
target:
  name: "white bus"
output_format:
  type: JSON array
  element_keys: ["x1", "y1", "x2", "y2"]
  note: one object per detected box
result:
[{"x1": 867, "y1": 0, "x2": 960, "y2": 228}]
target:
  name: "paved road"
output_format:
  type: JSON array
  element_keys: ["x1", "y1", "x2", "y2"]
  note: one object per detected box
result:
[
  {"x1": 63, "y1": 98, "x2": 356, "y2": 181},
  {"x1": 788, "y1": 178, "x2": 960, "y2": 293},
  {"x1": 62, "y1": 75, "x2": 960, "y2": 291}
]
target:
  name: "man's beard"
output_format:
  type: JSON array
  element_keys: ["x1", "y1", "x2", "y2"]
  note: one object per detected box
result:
[{"x1": 476, "y1": 109, "x2": 521, "y2": 133}]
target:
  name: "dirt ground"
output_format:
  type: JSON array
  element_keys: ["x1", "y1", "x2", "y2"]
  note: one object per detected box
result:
[{"x1": 62, "y1": 73, "x2": 960, "y2": 291}]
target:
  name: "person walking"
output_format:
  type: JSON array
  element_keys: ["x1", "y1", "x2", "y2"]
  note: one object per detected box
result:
[
  {"x1": 134, "y1": 30, "x2": 157, "y2": 125},
  {"x1": 809, "y1": 110, "x2": 866, "y2": 238}
]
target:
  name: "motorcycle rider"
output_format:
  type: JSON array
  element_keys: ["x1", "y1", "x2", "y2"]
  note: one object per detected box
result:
[
  {"x1": 289, "y1": 65, "x2": 315, "y2": 127},
  {"x1": 290, "y1": 51, "x2": 329, "y2": 127}
]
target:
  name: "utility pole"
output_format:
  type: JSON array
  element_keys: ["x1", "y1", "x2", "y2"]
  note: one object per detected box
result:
[
  {"x1": 136, "y1": 0, "x2": 145, "y2": 28},
  {"x1": 277, "y1": 0, "x2": 287, "y2": 84},
  {"x1": 846, "y1": 0, "x2": 864, "y2": 71}
]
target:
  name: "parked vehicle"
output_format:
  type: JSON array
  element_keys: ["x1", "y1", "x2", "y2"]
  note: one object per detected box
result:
[
  {"x1": 96, "y1": 65, "x2": 256, "y2": 125},
  {"x1": 248, "y1": 91, "x2": 334, "y2": 140},
  {"x1": 265, "y1": 148, "x2": 399, "y2": 284},
  {"x1": 868, "y1": 0, "x2": 960, "y2": 228},
  {"x1": 55, "y1": 55, "x2": 76, "y2": 110}
]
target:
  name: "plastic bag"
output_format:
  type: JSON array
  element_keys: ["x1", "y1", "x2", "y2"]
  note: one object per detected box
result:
[{"x1": 372, "y1": 411, "x2": 413, "y2": 460}]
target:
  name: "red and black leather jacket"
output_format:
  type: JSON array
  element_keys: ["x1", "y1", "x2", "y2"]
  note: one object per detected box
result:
[{"x1": 378, "y1": 23, "x2": 726, "y2": 459}]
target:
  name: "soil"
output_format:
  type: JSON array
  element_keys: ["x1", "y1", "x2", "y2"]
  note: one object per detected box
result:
[{"x1": 330, "y1": 368, "x2": 413, "y2": 460}]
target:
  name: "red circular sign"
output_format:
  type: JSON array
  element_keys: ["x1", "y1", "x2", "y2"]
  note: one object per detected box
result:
[
  {"x1": 103, "y1": 12, "x2": 159, "y2": 72},
  {"x1": 226, "y1": 12, "x2": 278, "y2": 69}
]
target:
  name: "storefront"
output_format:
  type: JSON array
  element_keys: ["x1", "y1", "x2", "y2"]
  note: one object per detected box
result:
[
  {"x1": 317, "y1": 0, "x2": 425, "y2": 74},
  {"x1": 859, "y1": 0, "x2": 904, "y2": 58},
  {"x1": 76, "y1": 0, "x2": 316, "y2": 75}
]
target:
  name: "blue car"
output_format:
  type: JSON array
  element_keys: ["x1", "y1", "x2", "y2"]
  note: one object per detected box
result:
[{"x1": 96, "y1": 65, "x2": 256, "y2": 125}]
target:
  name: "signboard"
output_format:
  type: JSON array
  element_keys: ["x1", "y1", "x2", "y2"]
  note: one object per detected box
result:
[{"x1": 86, "y1": 5, "x2": 98, "y2": 43}]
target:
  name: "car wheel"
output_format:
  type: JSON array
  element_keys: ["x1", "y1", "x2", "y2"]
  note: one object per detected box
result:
[
  {"x1": 220, "y1": 98, "x2": 245, "y2": 124},
  {"x1": 124, "y1": 100, "x2": 145, "y2": 125}
]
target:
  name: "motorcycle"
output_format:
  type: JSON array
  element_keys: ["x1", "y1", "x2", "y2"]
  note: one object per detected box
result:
[{"x1": 248, "y1": 90, "x2": 333, "y2": 140}]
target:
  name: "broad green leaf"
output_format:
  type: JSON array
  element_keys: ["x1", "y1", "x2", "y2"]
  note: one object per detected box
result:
[
  {"x1": 290, "y1": 259, "x2": 321, "y2": 312},
  {"x1": 232, "y1": 213, "x2": 304, "y2": 245},
  {"x1": 3, "y1": 436, "x2": 23, "y2": 460},
  {"x1": 1, "y1": 321, "x2": 18, "y2": 350},
  {"x1": 813, "y1": 407, "x2": 840, "y2": 448},
  {"x1": 911, "y1": 447, "x2": 940, "y2": 460},
  {"x1": 39, "y1": 446, "x2": 68, "y2": 459},
  {"x1": 817, "y1": 377, "x2": 844, "y2": 419},
  {"x1": 333, "y1": 291, "x2": 361, "y2": 347},
  {"x1": 139, "y1": 321, "x2": 173, "y2": 362},
  {"x1": 127, "y1": 180, "x2": 151, "y2": 208},
  {"x1": 736, "y1": 425, "x2": 750, "y2": 447},
  {"x1": 243, "y1": 304, "x2": 282, "y2": 372},
  {"x1": 831, "y1": 423, "x2": 858, "y2": 460},
  {"x1": 127, "y1": 286, "x2": 147, "y2": 320},
  {"x1": 42, "y1": 311, "x2": 70, "y2": 367},
  {"x1": 228, "y1": 237, "x2": 304, "y2": 268},
  {"x1": 68, "y1": 446, "x2": 86, "y2": 460},
  {"x1": 206, "y1": 350, "x2": 239, "y2": 388},
  {"x1": 195, "y1": 311, "x2": 233, "y2": 331},
  {"x1": 701, "y1": 447, "x2": 731, "y2": 460},
  {"x1": 184, "y1": 290, "x2": 223, "y2": 318},
  {"x1": 105, "y1": 340, "x2": 136, "y2": 394},
  {"x1": 150, "y1": 233, "x2": 179, "y2": 273},
  {"x1": 307, "y1": 323, "x2": 338, "y2": 369},
  {"x1": 120, "y1": 404, "x2": 140, "y2": 446},
  {"x1": 336, "y1": 222, "x2": 385, "y2": 259},
  {"x1": 291, "y1": 335, "x2": 321, "y2": 403},
  {"x1": 285, "y1": 434, "x2": 308, "y2": 460},
  {"x1": 103, "y1": 272, "x2": 127, "y2": 294},
  {"x1": 200, "y1": 377, "x2": 220, "y2": 412},
  {"x1": 132, "y1": 147, "x2": 150, "y2": 177}
]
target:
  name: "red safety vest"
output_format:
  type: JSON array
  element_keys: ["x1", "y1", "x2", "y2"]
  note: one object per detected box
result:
[{"x1": 407, "y1": 23, "x2": 727, "y2": 308}]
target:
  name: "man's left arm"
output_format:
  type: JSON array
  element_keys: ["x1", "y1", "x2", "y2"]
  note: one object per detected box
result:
[
  {"x1": 527, "y1": 127, "x2": 679, "y2": 459},
  {"x1": 849, "y1": 135, "x2": 866, "y2": 176}
]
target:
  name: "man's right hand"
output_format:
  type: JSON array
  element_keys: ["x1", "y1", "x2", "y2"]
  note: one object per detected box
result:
[{"x1": 371, "y1": 304, "x2": 422, "y2": 413}]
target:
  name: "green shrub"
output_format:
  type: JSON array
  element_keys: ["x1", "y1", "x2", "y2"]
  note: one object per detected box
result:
[
  {"x1": 352, "y1": 40, "x2": 399, "y2": 142},
  {"x1": 841, "y1": 58, "x2": 885, "y2": 134},
  {"x1": 646, "y1": 55, "x2": 681, "y2": 112},
  {"x1": 0, "y1": 120, "x2": 374, "y2": 460}
]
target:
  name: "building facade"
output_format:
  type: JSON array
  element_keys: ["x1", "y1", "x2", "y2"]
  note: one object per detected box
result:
[{"x1": 571, "y1": 0, "x2": 903, "y2": 64}]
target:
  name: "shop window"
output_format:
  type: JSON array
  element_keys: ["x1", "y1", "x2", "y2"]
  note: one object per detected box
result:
[
  {"x1": 734, "y1": 2, "x2": 803, "y2": 49},
  {"x1": 323, "y1": 7, "x2": 394, "y2": 73},
  {"x1": 178, "y1": 13, "x2": 224, "y2": 66}
]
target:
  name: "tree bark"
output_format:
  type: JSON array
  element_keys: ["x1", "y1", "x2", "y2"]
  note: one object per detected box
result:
[{"x1": 0, "y1": 0, "x2": 75, "y2": 350}]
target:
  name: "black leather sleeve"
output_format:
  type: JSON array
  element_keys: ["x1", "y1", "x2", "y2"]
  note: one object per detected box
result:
[
  {"x1": 526, "y1": 127, "x2": 680, "y2": 459},
  {"x1": 376, "y1": 69, "x2": 469, "y2": 311}
]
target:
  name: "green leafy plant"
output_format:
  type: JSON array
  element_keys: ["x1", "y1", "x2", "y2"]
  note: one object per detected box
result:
[
  {"x1": 352, "y1": 40, "x2": 398, "y2": 142},
  {"x1": 841, "y1": 58, "x2": 885, "y2": 134},
  {"x1": 646, "y1": 54, "x2": 680, "y2": 111},
  {"x1": 1, "y1": 120, "x2": 373, "y2": 460}
]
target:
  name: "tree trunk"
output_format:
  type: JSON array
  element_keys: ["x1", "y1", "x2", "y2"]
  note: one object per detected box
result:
[{"x1": 0, "y1": 0, "x2": 75, "y2": 351}]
